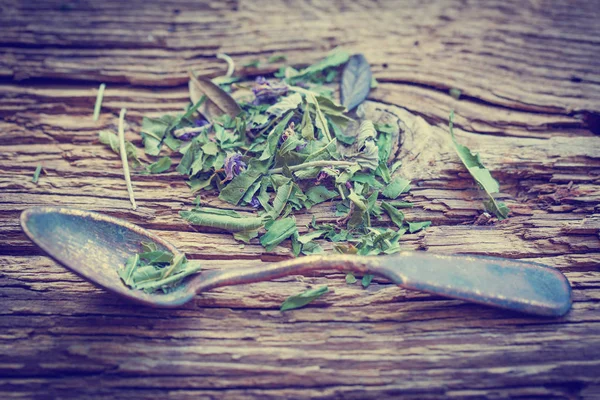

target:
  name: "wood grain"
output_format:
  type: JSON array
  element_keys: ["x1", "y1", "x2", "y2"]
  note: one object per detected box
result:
[{"x1": 1, "y1": 0, "x2": 600, "y2": 398}]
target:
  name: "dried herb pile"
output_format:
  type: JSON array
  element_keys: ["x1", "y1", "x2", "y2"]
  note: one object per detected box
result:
[{"x1": 98, "y1": 49, "x2": 509, "y2": 306}]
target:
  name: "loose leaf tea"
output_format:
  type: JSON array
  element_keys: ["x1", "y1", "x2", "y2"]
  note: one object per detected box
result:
[
  {"x1": 32, "y1": 164, "x2": 42, "y2": 184},
  {"x1": 449, "y1": 111, "x2": 509, "y2": 219},
  {"x1": 118, "y1": 243, "x2": 201, "y2": 294},
  {"x1": 93, "y1": 83, "x2": 106, "y2": 121},
  {"x1": 95, "y1": 50, "x2": 512, "y2": 309},
  {"x1": 280, "y1": 286, "x2": 329, "y2": 311},
  {"x1": 341, "y1": 54, "x2": 372, "y2": 111},
  {"x1": 144, "y1": 156, "x2": 171, "y2": 174}
]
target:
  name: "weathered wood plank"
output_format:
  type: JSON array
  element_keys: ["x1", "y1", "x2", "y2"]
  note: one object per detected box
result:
[{"x1": 1, "y1": 0, "x2": 600, "y2": 398}]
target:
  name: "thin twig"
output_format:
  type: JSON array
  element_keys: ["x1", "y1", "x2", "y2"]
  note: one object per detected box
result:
[
  {"x1": 118, "y1": 108, "x2": 137, "y2": 210},
  {"x1": 92, "y1": 83, "x2": 106, "y2": 121},
  {"x1": 217, "y1": 53, "x2": 235, "y2": 77},
  {"x1": 172, "y1": 125, "x2": 211, "y2": 138},
  {"x1": 268, "y1": 160, "x2": 355, "y2": 175}
]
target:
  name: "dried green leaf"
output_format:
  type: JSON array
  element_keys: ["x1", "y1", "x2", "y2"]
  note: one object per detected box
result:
[
  {"x1": 341, "y1": 54, "x2": 372, "y2": 111},
  {"x1": 449, "y1": 88, "x2": 462, "y2": 100},
  {"x1": 92, "y1": 83, "x2": 106, "y2": 121},
  {"x1": 99, "y1": 130, "x2": 141, "y2": 166},
  {"x1": 280, "y1": 286, "x2": 328, "y2": 311},
  {"x1": 289, "y1": 48, "x2": 349, "y2": 82},
  {"x1": 449, "y1": 111, "x2": 509, "y2": 219},
  {"x1": 305, "y1": 185, "x2": 338, "y2": 205},
  {"x1": 381, "y1": 201, "x2": 405, "y2": 229},
  {"x1": 361, "y1": 274, "x2": 373, "y2": 288},
  {"x1": 345, "y1": 273, "x2": 357, "y2": 284},
  {"x1": 260, "y1": 217, "x2": 298, "y2": 251},
  {"x1": 218, "y1": 167, "x2": 263, "y2": 205},
  {"x1": 266, "y1": 93, "x2": 302, "y2": 117},
  {"x1": 382, "y1": 176, "x2": 411, "y2": 199},
  {"x1": 118, "y1": 254, "x2": 139, "y2": 286},
  {"x1": 407, "y1": 220, "x2": 431, "y2": 233},
  {"x1": 233, "y1": 229, "x2": 260, "y2": 243},
  {"x1": 145, "y1": 156, "x2": 171, "y2": 174},
  {"x1": 269, "y1": 181, "x2": 293, "y2": 220},
  {"x1": 180, "y1": 209, "x2": 265, "y2": 232},
  {"x1": 259, "y1": 112, "x2": 294, "y2": 162},
  {"x1": 298, "y1": 230, "x2": 326, "y2": 244},
  {"x1": 32, "y1": 164, "x2": 42, "y2": 184},
  {"x1": 301, "y1": 242, "x2": 324, "y2": 255},
  {"x1": 301, "y1": 103, "x2": 315, "y2": 140},
  {"x1": 268, "y1": 54, "x2": 287, "y2": 63},
  {"x1": 189, "y1": 74, "x2": 242, "y2": 121}
]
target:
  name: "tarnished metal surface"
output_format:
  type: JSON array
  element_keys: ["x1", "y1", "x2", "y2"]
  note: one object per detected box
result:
[{"x1": 21, "y1": 207, "x2": 572, "y2": 316}]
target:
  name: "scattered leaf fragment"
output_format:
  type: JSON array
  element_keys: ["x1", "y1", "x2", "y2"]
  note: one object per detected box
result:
[
  {"x1": 280, "y1": 286, "x2": 328, "y2": 311},
  {"x1": 145, "y1": 156, "x2": 172, "y2": 174},
  {"x1": 92, "y1": 83, "x2": 106, "y2": 121},
  {"x1": 268, "y1": 54, "x2": 287, "y2": 63},
  {"x1": 189, "y1": 73, "x2": 242, "y2": 121},
  {"x1": 407, "y1": 221, "x2": 431, "y2": 233},
  {"x1": 361, "y1": 274, "x2": 373, "y2": 288},
  {"x1": 345, "y1": 273, "x2": 357, "y2": 284},
  {"x1": 382, "y1": 176, "x2": 411, "y2": 199},
  {"x1": 32, "y1": 164, "x2": 42, "y2": 184},
  {"x1": 449, "y1": 88, "x2": 461, "y2": 100},
  {"x1": 449, "y1": 111, "x2": 509, "y2": 219},
  {"x1": 341, "y1": 54, "x2": 372, "y2": 111}
]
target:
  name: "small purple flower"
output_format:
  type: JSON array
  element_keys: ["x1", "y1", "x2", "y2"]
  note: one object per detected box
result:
[
  {"x1": 345, "y1": 181, "x2": 353, "y2": 191},
  {"x1": 177, "y1": 132, "x2": 196, "y2": 141},
  {"x1": 316, "y1": 170, "x2": 329, "y2": 184},
  {"x1": 278, "y1": 122, "x2": 295, "y2": 145},
  {"x1": 194, "y1": 118, "x2": 209, "y2": 127},
  {"x1": 222, "y1": 153, "x2": 246, "y2": 183},
  {"x1": 255, "y1": 76, "x2": 268, "y2": 85},
  {"x1": 252, "y1": 77, "x2": 288, "y2": 105},
  {"x1": 249, "y1": 196, "x2": 261, "y2": 208},
  {"x1": 295, "y1": 142, "x2": 307, "y2": 152}
]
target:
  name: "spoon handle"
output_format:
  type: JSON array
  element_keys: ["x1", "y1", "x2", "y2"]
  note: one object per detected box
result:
[{"x1": 191, "y1": 252, "x2": 571, "y2": 317}]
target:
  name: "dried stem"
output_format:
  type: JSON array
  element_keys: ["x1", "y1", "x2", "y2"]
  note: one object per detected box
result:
[
  {"x1": 92, "y1": 83, "x2": 106, "y2": 121},
  {"x1": 118, "y1": 108, "x2": 137, "y2": 210}
]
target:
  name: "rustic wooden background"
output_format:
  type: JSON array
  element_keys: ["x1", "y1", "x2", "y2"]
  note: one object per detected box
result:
[{"x1": 1, "y1": 0, "x2": 600, "y2": 398}]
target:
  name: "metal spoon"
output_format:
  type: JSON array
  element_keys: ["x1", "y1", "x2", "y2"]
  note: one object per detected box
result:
[{"x1": 20, "y1": 206, "x2": 572, "y2": 316}]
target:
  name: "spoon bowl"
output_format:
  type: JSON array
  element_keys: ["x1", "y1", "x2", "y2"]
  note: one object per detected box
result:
[
  {"x1": 20, "y1": 207, "x2": 195, "y2": 306},
  {"x1": 20, "y1": 207, "x2": 572, "y2": 315}
]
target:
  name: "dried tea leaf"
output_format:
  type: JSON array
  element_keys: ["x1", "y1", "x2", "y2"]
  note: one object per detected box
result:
[
  {"x1": 298, "y1": 230, "x2": 326, "y2": 245},
  {"x1": 280, "y1": 286, "x2": 328, "y2": 311},
  {"x1": 92, "y1": 83, "x2": 106, "y2": 121},
  {"x1": 341, "y1": 54, "x2": 372, "y2": 111},
  {"x1": 301, "y1": 242, "x2": 324, "y2": 255},
  {"x1": 269, "y1": 181, "x2": 293, "y2": 220},
  {"x1": 345, "y1": 273, "x2": 357, "y2": 284},
  {"x1": 32, "y1": 164, "x2": 42, "y2": 184},
  {"x1": 180, "y1": 209, "x2": 265, "y2": 232},
  {"x1": 189, "y1": 73, "x2": 242, "y2": 121},
  {"x1": 381, "y1": 201, "x2": 405, "y2": 229},
  {"x1": 145, "y1": 156, "x2": 171, "y2": 174},
  {"x1": 289, "y1": 48, "x2": 349, "y2": 82},
  {"x1": 382, "y1": 176, "x2": 411, "y2": 199},
  {"x1": 266, "y1": 93, "x2": 302, "y2": 117},
  {"x1": 99, "y1": 130, "x2": 141, "y2": 166},
  {"x1": 260, "y1": 217, "x2": 298, "y2": 251},
  {"x1": 449, "y1": 111, "x2": 509, "y2": 219},
  {"x1": 268, "y1": 54, "x2": 287, "y2": 63},
  {"x1": 305, "y1": 185, "x2": 339, "y2": 205},
  {"x1": 407, "y1": 220, "x2": 431, "y2": 233}
]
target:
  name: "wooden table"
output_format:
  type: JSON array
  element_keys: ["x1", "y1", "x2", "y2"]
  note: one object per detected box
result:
[{"x1": 1, "y1": 0, "x2": 600, "y2": 398}]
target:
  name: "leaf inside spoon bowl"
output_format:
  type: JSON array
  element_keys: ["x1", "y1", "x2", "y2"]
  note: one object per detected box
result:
[{"x1": 20, "y1": 206, "x2": 196, "y2": 306}]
